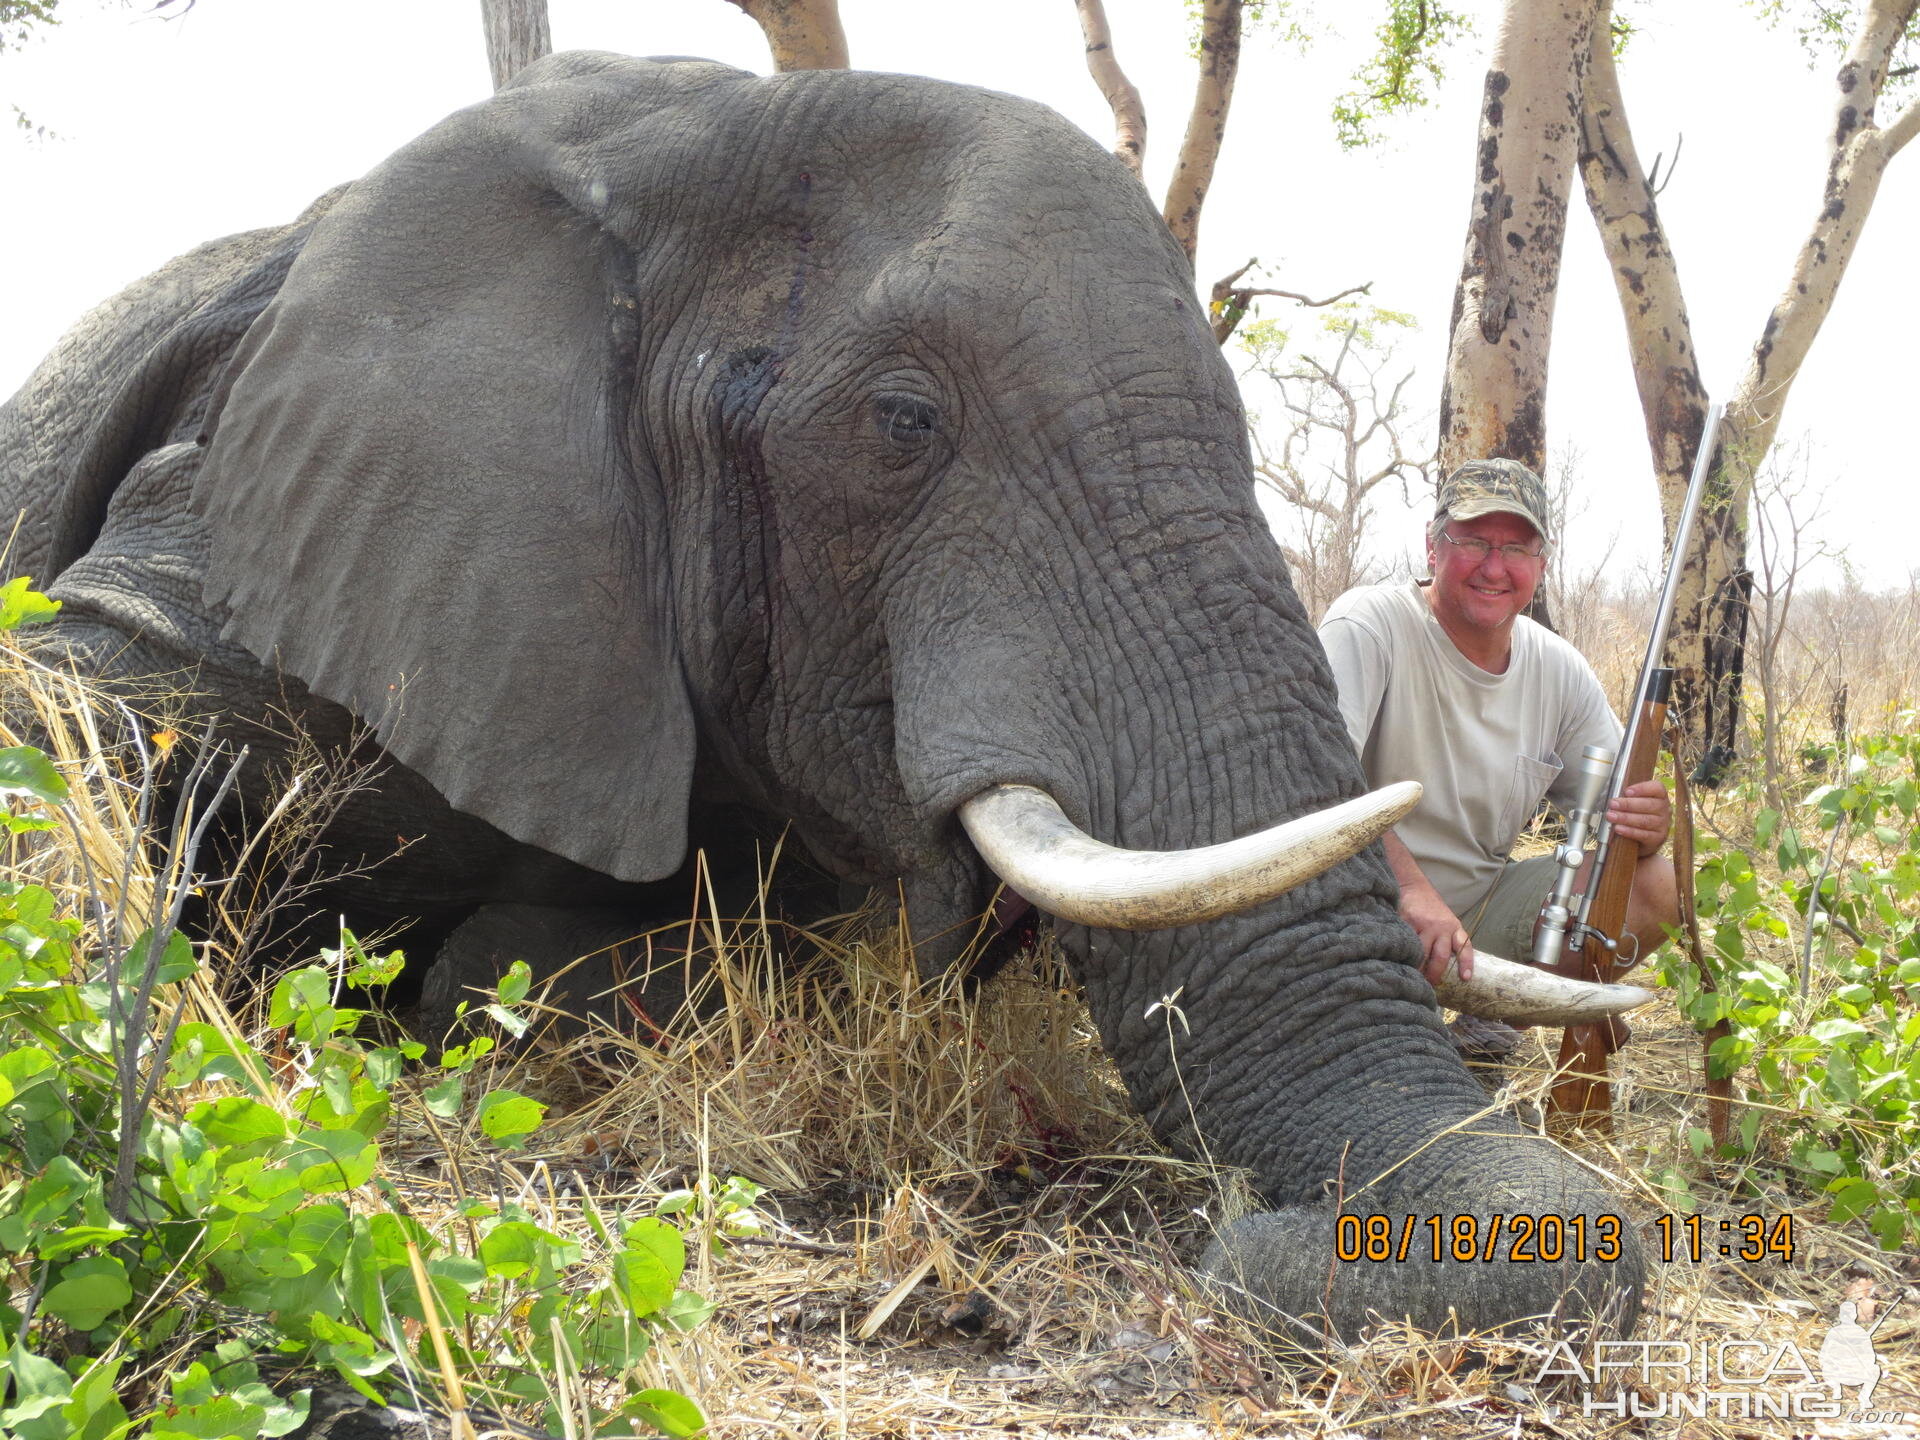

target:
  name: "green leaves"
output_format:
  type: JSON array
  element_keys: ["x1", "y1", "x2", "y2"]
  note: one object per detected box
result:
[
  {"x1": 626, "y1": 1388, "x2": 708, "y2": 1439},
  {"x1": 0, "y1": 746, "x2": 66, "y2": 808},
  {"x1": 282, "y1": 1129, "x2": 379, "y2": 1194},
  {"x1": 1331, "y1": 0, "x2": 1474, "y2": 149},
  {"x1": 269, "y1": 965, "x2": 356, "y2": 1047},
  {"x1": 1825, "y1": 1177, "x2": 1879, "y2": 1225},
  {"x1": 325, "y1": 928, "x2": 404, "y2": 991},
  {"x1": 614, "y1": 1218, "x2": 686, "y2": 1317},
  {"x1": 39, "y1": 1254, "x2": 132, "y2": 1331},
  {"x1": 0, "y1": 1344, "x2": 88, "y2": 1437},
  {"x1": 0, "y1": 577, "x2": 60, "y2": 631},
  {"x1": 0, "y1": 1157, "x2": 108, "y2": 1253},
  {"x1": 478, "y1": 1218, "x2": 578, "y2": 1283},
  {"x1": 153, "y1": 1358, "x2": 308, "y2": 1440},
  {"x1": 476, "y1": 1089, "x2": 545, "y2": 1150},
  {"x1": 189, "y1": 1096, "x2": 286, "y2": 1153},
  {"x1": 0, "y1": 773, "x2": 728, "y2": 1439},
  {"x1": 122, "y1": 928, "x2": 195, "y2": 987},
  {"x1": 1659, "y1": 722, "x2": 1920, "y2": 1252}
]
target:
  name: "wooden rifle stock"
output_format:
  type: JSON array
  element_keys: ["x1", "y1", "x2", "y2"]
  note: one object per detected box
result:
[
  {"x1": 1550, "y1": 669, "x2": 1672, "y2": 1128},
  {"x1": 1540, "y1": 405, "x2": 1717, "y2": 1128}
]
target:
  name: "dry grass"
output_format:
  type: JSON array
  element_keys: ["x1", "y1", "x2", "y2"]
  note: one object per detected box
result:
[
  {"x1": 396, "y1": 928, "x2": 1916, "y2": 1439},
  {"x1": 6, "y1": 632, "x2": 1919, "y2": 1438}
]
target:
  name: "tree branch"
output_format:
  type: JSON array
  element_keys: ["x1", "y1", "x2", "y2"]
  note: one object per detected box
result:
[
  {"x1": 1075, "y1": 0, "x2": 1147, "y2": 177},
  {"x1": 1886, "y1": 93, "x2": 1920, "y2": 156},
  {"x1": 1575, "y1": 5, "x2": 1705, "y2": 529},
  {"x1": 1264, "y1": 285, "x2": 1373, "y2": 307},
  {"x1": 1831, "y1": 0, "x2": 1918, "y2": 148},
  {"x1": 1207, "y1": 261, "x2": 1372, "y2": 345},
  {"x1": 1736, "y1": 0, "x2": 1916, "y2": 453},
  {"x1": 1249, "y1": 322, "x2": 1426, "y2": 617},
  {"x1": 1644, "y1": 134, "x2": 1682, "y2": 196},
  {"x1": 1163, "y1": 0, "x2": 1243, "y2": 266},
  {"x1": 725, "y1": 0, "x2": 850, "y2": 70},
  {"x1": 1675, "y1": 0, "x2": 1917, "y2": 776}
]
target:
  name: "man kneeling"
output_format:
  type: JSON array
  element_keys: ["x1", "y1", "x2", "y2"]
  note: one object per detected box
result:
[{"x1": 1318, "y1": 460, "x2": 1680, "y2": 1054}]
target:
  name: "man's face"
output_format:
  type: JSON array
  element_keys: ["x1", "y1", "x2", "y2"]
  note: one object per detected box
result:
[{"x1": 1425, "y1": 511, "x2": 1547, "y2": 639}]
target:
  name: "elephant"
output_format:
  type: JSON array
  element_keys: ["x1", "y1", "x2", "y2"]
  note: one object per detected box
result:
[{"x1": 0, "y1": 51, "x2": 1648, "y2": 1343}]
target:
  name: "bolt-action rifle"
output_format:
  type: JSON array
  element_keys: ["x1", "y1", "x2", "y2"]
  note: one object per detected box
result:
[{"x1": 1534, "y1": 404, "x2": 1723, "y2": 1128}]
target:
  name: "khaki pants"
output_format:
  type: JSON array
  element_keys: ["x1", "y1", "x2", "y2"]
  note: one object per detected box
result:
[{"x1": 1461, "y1": 854, "x2": 1561, "y2": 965}]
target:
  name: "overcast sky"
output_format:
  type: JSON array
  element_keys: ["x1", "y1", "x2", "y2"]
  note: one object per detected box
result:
[{"x1": 2, "y1": 1, "x2": 1913, "y2": 587}]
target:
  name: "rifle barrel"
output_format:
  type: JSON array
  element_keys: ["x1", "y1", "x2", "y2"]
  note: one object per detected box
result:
[{"x1": 1610, "y1": 402, "x2": 1723, "y2": 809}]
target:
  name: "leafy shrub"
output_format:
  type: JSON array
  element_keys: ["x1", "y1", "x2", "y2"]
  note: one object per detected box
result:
[
  {"x1": 0, "y1": 582, "x2": 735, "y2": 1439},
  {"x1": 1659, "y1": 723, "x2": 1920, "y2": 1250}
]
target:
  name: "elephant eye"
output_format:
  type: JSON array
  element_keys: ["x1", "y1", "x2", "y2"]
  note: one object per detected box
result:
[{"x1": 872, "y1": 394, "x2": 941, "y2": 452}]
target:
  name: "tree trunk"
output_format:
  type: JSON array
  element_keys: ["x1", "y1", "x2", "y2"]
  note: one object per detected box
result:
[
  {"x1": 1075, "y1": 0, "x2": 1147, "y2": 178},
  {"x1": 1575, "y1": 6, "x2": 1719, "y2": 760},
  {"x1": 1437, "y1": 0, "x2": 1606, "y2": 476},
  {"x1": 1163, "y1": 0, "x2": 1244, "y2": 266},
  {"x1": 1684, "y1": 0, "x2": 1920, "y2": 777},
  {"x1": 479, "y1": 0, "x2": 550, "y2": 92},
  {"x1": 1576, "y1": 15, "x2": 1708, "y2": 524},
  {"x1": 1581, "y1": 0, "x2": 1918, "y2": 777},
  {"x1": 726, "y1": 0, "x2": 851, "y2": 71}
]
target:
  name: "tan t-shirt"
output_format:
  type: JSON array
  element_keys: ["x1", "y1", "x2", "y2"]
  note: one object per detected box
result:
[{"x1": 1318, "y1": 580, "x2": 1622, "y2": 918}]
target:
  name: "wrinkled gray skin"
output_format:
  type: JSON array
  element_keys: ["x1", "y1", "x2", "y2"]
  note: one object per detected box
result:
[{"x1": 0, "y1": 53, "x2": 1641, "y2": 1342}]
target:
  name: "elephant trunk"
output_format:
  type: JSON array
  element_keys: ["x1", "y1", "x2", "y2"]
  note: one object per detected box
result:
[
  {"x1": 1058, "y1": 904, "x2": 1646, "y2": 1342},
  {"x1": 915, "y1": 667, "x2": 1641, "y2": 1339},
  {"x1": 1198, "y1": 1137, "x2": 1644, "y2": 1343}
]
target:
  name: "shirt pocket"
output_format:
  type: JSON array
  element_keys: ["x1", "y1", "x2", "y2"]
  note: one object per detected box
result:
[{"x1": 1500, "y1": 753, "x2": 1564, "y2": 850}]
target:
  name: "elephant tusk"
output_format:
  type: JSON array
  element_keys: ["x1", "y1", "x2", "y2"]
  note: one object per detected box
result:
[
  {"x1": 957, "y1": 780, "x2": 1421, "y2": 931},
  {"x1": 1431, "y1": 951, "x2": 1655, "y2": 1028}
]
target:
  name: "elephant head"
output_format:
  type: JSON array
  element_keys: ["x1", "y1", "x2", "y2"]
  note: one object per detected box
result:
[{"x1": 184, "y1": 52, "x2": 1643, "y2": 1340}]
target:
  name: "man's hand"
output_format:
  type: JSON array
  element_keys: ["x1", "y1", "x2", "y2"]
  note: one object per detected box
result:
[
  {"x1": 1401, "y1": 881, "x2": 1473, "y2": 985},
  {"x1": 1383, "y1": 831, "x2": 1473, "y2": 983},
  {"x1": 1606, "y1": 778, "x2": 1671, "y2": 853}
]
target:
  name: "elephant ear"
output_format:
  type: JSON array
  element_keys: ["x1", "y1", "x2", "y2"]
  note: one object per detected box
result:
[{"x1": 195, "y1": 53, "x2": 744, "y2": 883}]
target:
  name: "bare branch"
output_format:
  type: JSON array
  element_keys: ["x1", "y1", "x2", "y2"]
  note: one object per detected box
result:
[
  {"x1": 1247, "y1": 322, "x2": 1431, "y2": 618},
  {"x1": 726, "y1": 0, "x2": 850, "y2": 71},
  {"x1": 1076, "y1": 0, "x2": 1147, "y2": 177},
  {"x1": 1215, "y1": 257, "x2": 1257, "y2": 291},
  {"x1": 1253, "y1": 283, "x2": 1376, "y2": 309},
  {"x1": 1207, "y1": 258, "x2": 1373, "y2": 345},
  {"x1": 1644, "y1": 133, "x2": 1682, "y2": 196},
  {"x1": 1163, "y1": 0, "x2": 1243, "y2": 266},
  {"x1": 1830, "y1": 0, "x2": 1918, "y2": 149},
  {"x1": 1653, "y1": 0, "x2": 1917, "y2": 776}
]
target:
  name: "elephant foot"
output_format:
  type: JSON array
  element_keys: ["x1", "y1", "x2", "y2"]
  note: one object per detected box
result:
[
  {"x1": 413, "y1": 903, "x2": 714, "y2": 1046},
  {"x1": 1197, "y1": 1203, "x2": 1640, "y2": 1349}
]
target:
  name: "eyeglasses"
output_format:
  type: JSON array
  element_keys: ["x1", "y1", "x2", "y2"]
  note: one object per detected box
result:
[{"x1": 1438, "y1": 532, "x2": 1546, "y2": 565}]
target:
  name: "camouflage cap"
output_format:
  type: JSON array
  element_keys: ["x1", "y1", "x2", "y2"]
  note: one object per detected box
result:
[{"x1": 1435, "y1": 458, "x2": 1552, "y2": 544}]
